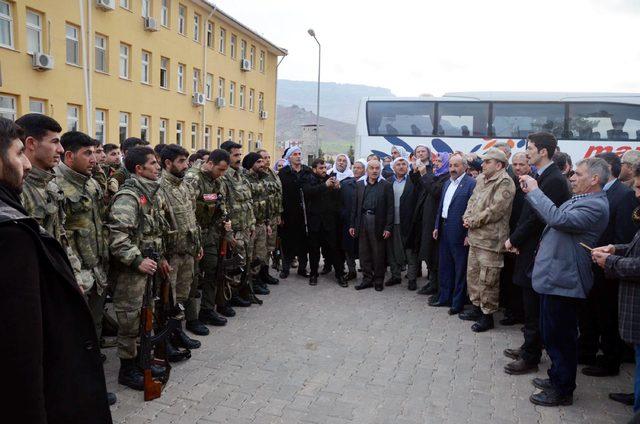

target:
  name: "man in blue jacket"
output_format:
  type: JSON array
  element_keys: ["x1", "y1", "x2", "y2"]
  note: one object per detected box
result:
[{"x1": 520, "y1": 157, "x2": 610, "y2": 406}]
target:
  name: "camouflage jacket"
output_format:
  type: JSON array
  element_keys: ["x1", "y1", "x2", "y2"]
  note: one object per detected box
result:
[
  {"x1": 92, "y1": 165, "x2": 108, "y2": 194},
  {"x1": 245, "y1": 169, "x2": 270, "y2": 223},
  {"x1": 108, "y1": 164, "x2": 129, "y2": 196},
  {"x1": 55, "y1": 162, "x2": 109, "y2": 293},
  {"x1": 159, "y1": 170, "x2": 201, "y2": 256},
  {"x1": 264, "y1": 167, "x2": 283, "y2": 221},
  {"x1": 108, "y1": 175, "x2": 169, "y2": 270},
  {"x1": 185, "y1": 166, "x2": 228, "y2": 249},
  {"x1": 222, "y1": 167, "x2": 255, "y2": 232},
  {"x1": 463, "y1": 168, "x2": 516, "y2": 253}
]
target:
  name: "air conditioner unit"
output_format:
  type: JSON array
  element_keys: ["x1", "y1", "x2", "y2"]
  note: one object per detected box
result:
[
  {"x1": 240, "y1": 59, "x2": 251, "y2": 71},
  {"x1": 215, "y1": 97, "x2": 226, "y2": 108},
  {"x1": 96, "y1": 0, "x2": 115, "y2": 11},
  {"x1": 32, "y1": 53, "x2": 54, "y2": 71},
  {"x1": 259, "y1": 110, "x2": 268, "y2": 120},
  {"x1": 192, "y1": 92, "x2": 206, "y2": 106},
  {"x1": 144, "y1": 17, "x2": 158, "y2": 31}
]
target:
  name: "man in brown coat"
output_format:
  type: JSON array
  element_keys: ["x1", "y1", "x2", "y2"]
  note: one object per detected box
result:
[{"x1": 459, "y1": 148, "x2": 516, "y2": 332}]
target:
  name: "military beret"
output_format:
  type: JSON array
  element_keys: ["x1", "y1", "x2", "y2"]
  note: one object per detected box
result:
[{"x1": 480, "y1": 147, "x2": 508, "y2": 164}]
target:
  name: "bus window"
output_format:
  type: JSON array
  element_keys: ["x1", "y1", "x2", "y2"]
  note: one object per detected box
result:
[
  {"x1": 437, "y1": 102, "x2": 489, "y2": 137},
  {"x1": 492, "y1": 103, "x2": 564, "y2": 139},
  {"x1": 568, "y1": 103, "x2": 640, "y2": 141},
  {"x1": 367, "y1": 101, "x2": 435, "y2": 136}
]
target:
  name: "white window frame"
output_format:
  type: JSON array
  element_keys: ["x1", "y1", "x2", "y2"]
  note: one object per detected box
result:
[
  {"x1": 216, "y1": 127, "x2": 222, "y2": 147},
  {"x1": 160, "y1": 0, "x2": 169, "y2": 27},
  {"x1": 206, "y1": 21, "x2": 213, "y2": 48},
  {"x1": 94, "y1": 34, "x2": 107, "y2": 73},
  {"x1": 141, "y1": 50, "x2": 151, "y2": 84},
  {"x1": 0, "y1": 0, "x2": 13, "y2": 49},
  {"x1": 120, "y1": 0, "x2": 130, "y2": 9},
  {"x1": 259, "y1": 50, "x2": 265, "y2": 73},
  {"x1": 191, "y1": 123, "x2": 197, "y2": 149},
  {"x1": 141, "y1": 0, "x2": 150, "y2": 18},
  {"x1": 240, "y1": 39, "x2": 246, "y2": 60},
  {"x1": 205, "y1": 73, "x2": 213, "y2": 100},
  {"x1": 160, "y1": 57, "x2": 169, "y2": 88},
  {"x1": 249, "y1": 89, "x2": 254, "y2": 112},
  {"x1": 204, "y1": 125, "x2": 211, "y2": 149},
  {"x1": 178, "y1": 4, "x2": 186, "y2": 35},
  {"x1": 258, "y1": 92, "x2": 264, "y2": 112},
  {"x1": 66, "y1": 24, "x2": 80, "y2": 65},
  {"x1": 29, "y1": 98, "x2": 45, "y2": 114},
  {"x1": 159, "y1": 118, "x2": 167, "y2": 144},
  {"x1": 229, "y1": 82, "x2": 235, "y2": 107},
  {"x1": 177, "y1": 63, "x2": 185, "y2": 93},
  {"x1": 239, "y1": 85, "x2": 245, "y2": 109},
  {"x1": 249, "y1": 45, "x2": 255, "y2": 69},
  {"x1": 67, "y1": 105, "x2": 80, "y2": 131},
  {"x1": 193, "y1": 13, "x2": 200, "y2": 42},
  {"x1": 119, "y1": 112, "x2": 129, "y2": 143},
  {"x1": 140, "y1": 115, "x2": 150, "y2": 141},
  {"x1": 218, "y1": 77, "x2": 224, "y2": 98},
  {"x1": 218, "y1": 27, "x2": 225, "y2": 54},
  {"x1": 26, "y1": 10, "x2": 42, "y2": 54},
  {"x1": 95, "y1": 109, "x2": 106, "y2": 143},
  {"x1": 176, "y1": 121, "x2": 183, "y2": 145},
  {"x1": 238, "y1": 129, "x2": 244, "y2": 144},
  {"x1": 0, "y1": 94, "x2": 16, "y2": 120},
  {"x1": 248, "y1": 131, "x2": 253, "y2": 149},
  {"x1": 228, "y1": 129, "x2": 234, "y2": 141},
  {"x1": 192, "y1": 68, "x2": 200, "y2": 93},
  {"x1": 257, "y1": 133, "x2": 263, "y2": 148},
  {"x1": 230, "y1": 34, "x2": 236, "y2": 59},
  {"x1": 119, "y1": 43, "x2": 130, "y2": 79}
]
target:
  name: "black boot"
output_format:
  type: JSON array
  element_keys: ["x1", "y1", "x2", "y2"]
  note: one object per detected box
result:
[
  {"x1": 118, "y1": 358, "x2": 144, "y2": 391},
  {"x1": 186, "y1": 319, "x2": 210, "y2": 336},
  {"x1": 107, "y1": 392, "x2": 117, "y2": 405},
  {"x1": 471, "y1": 313, "x2": 494, "y2": 332},
  {"x1": 165, "y1": 340, "x2": 191, "y2": 362},
  {"x1": 309, "y1": 275, "x2": 318, "y2": 286},
  {"x1": 261, "y1": 265, "x2": 279, "y2": 285},
  {"x1": 198, "y1": 309, "x2": 227, "y2": 326},
  {"x1": 336, "y1": 275, "x2": 348, "y2": 287},
  {"x1": 252, "y1": 279, "x2": 270, "y2": 295},
  {"x1": 229, "y1": 295, "x2": 251, "y2": 307},
  {"x1": 407, "y1": 280, "x2": 417, "y2": 291},
  {"x1": 218, "y1": 304, "x2": 236, "y2": 317},
  {"x1": 459, "y1": 305, "x2": 482, "y2": 321},
  {"x1": 173, "y1": 327, "x2": 201, "y2": 349}
]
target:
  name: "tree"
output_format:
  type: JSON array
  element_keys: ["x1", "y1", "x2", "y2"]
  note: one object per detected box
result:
[{"x1": 347, "y1": 145, "x2": 355, "y2": 163}]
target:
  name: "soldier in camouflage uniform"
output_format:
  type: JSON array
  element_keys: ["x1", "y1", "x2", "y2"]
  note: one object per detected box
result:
[
  {"x1": 158, "y1": 144, "x2": 204, "y2": 349},
  {"x1": 220, "y1": 140, "x2": 258, "y2": 307},
  {"x1": 258, "y1": 149, "x2": 282, "y2": 285},
  {"x1": 461, "y1": 148, "x2": 516, "y2": 333},
  {"x1": 92, "y1": 142, "x2": 109, "y2": 194},
  {"x1": 16, "y1": 114, "x2": 84, "y2": 285},
  {"x1": 242, "y1": 152, "x2": 271, "y2": 295},
  {"x1": 55, "y1": 132, "x2": 110, "y2": 341},
  {"x1": 185, "y1": 149, "x2": 233, "y2": 331},
  {"x1": 107, "y1": 146, "x2": 181, "y2": 391},
  {"x1": 108, "y1": 137, "x2": 148, "y2": 196}
]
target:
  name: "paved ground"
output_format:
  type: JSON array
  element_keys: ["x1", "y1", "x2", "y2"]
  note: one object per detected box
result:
[{"x1": 105, "y1": 270, "x2": 635, "y2": 424}]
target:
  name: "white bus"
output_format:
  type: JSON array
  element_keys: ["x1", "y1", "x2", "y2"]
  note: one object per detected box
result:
[{"x1": 355, "y1": 92, "x2": 640, "y2": 163}]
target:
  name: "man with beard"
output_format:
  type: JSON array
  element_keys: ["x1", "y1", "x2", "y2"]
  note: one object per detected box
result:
[
  {"x1": 0, "y1": 117, "x2": 113, "y2": 422},
  {"x1": 159, "y1": 144, "x2": 203, "y2": 350},
  {"x1": 92, "y1": 142, "x2": 108, "y2": 194},
  {"x1": 257, "y1": 148, "x2": 282, "y2": 286},
  {"x1": 302, "y1": 158, "x2": 346, "y2": 286},
  {"x1": 108, "y1": 137, "x2": 149, "y2": 196}
]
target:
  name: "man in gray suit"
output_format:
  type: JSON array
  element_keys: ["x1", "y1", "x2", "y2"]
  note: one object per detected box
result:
[{"x1": 519, "y1": 157, "x2": 610, "y2": 407}]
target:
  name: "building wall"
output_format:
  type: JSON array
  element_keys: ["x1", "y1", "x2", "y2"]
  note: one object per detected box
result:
[{"x1": 0, "y1": 0, "x2": 284, "y2": 154}]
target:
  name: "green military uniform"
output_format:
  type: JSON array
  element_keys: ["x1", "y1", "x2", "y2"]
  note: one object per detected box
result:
[
  {"x1": 22, "y1": 166, "x2": 84, "y2": 285},
  {"x1": 108, "y1": 164, "x2": 129, "y2": 197},
  {"x1": 185, "y1": 167, "x2": 229, "y2": 317},
  {"x1": 159, "y1": 170, "x2": 201, "y2": 321},
  {"x1": 221, "y1": 167, "x2": 255, "y2": 298},
  {"x1": 55, "y1": 162, "x2": 109, "y2": 337},
  {"x1": 108, "y1": 175, "x2": 168, "y2": 359},
  {"x1": 264, "y1": 167, "x2": 283, "y2": 256},
  {"x1": 245, "y1": 168, "x2": 270, "y2": 280}
]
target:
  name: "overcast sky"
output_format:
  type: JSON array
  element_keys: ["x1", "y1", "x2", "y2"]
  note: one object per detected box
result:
[{"x1": 215, "y1": 0, "x2": 639, "y2": 97}]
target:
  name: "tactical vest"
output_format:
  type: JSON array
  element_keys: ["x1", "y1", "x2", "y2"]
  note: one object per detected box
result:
[
  {"x1": 245, "y1": 170, "x2": 269, "y2": 223},
  {"x1": 21, "y1": 168, "x2": 66, "y2": 243},
  {"x1": 264, "y1": 168, "x2": 283, "y2": 219},
  {"x1": 187, "y1": 168, "x2": 226, "y2": 248},
  {"x1": 222, "y1": 167, "x2": 255, "y2": 232},
  {"x1": 160, "y1": 171, "x2": 201, "y2": 256}
]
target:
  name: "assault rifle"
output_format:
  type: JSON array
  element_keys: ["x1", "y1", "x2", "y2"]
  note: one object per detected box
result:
[{"x1": 139, "y1": 249, "x2": 180, "y2": 401}]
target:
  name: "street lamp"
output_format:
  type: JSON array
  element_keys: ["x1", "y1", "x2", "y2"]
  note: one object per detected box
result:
[{"x1": 308, "y1": 28, "x2": 320, "y2": 160}]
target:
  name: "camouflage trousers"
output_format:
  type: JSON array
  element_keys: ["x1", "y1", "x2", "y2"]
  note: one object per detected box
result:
[
  {"x1": 232, "y1": 228, "x2": 253, "y2": 297},
  {"x1": 250, "y1": 223, "x2": 268, "y2": 278},
  {"x1": 266, "y1": 219, "x2": 278, "y2": 253},
  {"x1": 199, "y1": 248, "x2": 223, "y2": 313},
  {"x1": 113, "y1": 270, "x2": 148, "y2": 360},
  {"x1": 167, "y1": 253, "x2": 195, "y2": 321},
  {"x1": 467, "y1": 246, "x2": 504, "y2": 315}
]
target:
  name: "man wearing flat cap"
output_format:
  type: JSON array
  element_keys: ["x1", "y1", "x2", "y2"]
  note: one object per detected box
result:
[{"x1": 459, "y1": 148, "x2": 516, "y2": 332}]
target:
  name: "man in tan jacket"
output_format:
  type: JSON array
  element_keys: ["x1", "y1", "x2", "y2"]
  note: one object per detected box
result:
[{"x1": 459, "y1": 148, "x2": 516, "y2": 332}]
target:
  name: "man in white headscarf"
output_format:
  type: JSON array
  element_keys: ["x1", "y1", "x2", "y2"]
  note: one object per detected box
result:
[{"x1": 328, "y1": 154, "x2": 354, "y2": 181}]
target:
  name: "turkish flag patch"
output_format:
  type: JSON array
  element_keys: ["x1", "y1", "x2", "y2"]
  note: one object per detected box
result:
[
  {"x1": 203, "y1": 193, "x2": 217, "y2": 202},
  {"x1": 140, "y1": 195, "x2": 147, "y2": 205}
]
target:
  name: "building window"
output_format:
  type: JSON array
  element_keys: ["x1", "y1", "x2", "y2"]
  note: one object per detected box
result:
[
  {"x1": 0, "y1": 94, "x2": 16, "y2": 119},
  {"x1": 141, "y1": 0, "x2": 150, "y2": 18},
  {"x1": 178, "y1": 4, "x2": 186, "y2": 35},
  {"x1": 119, "y1": 43, "x2": 130, "y2": 79},
  {"x1": 230, "y1": 34, "x2": 237, "y2": 59},
  {"x1": 120, "y1": 0, "x2": 130, "y2": 9},
  {"x1": 192, "y1": 68, "x2": 200, "y2": 93},
  {"x1": 216, "y1": 127, "x2": 223, "y2": 146},
  {"x1": 238, "y1": 130, "x2": 244, "y2": 144},
  {"x1": 249, "y1": 45, "x2": 255, "y2": 68},
  {"x1": 218, "y1": 77, "x2": 224, "y2": 98},
  {"x1": 257, "y1": 133, "x2": 263, "y2": 148},
  {"x1": 218, "y1": 27, "x2": 225, "y2": 53},
  {"x1": 227, "y1": 129, "x2": 234, "y2": 141},
  {"x1": 160, "y1": 57, "x2": 169, "y2": 88},
  {"x1": 159, "y1": 118, "x2": 167, "y2": 144},
  {"x1": 66, "y1": 24, "x2": 80, "y2": 65},
  {"x1": 259, "y1": 50, "x2": 265, "y2": 73},
  {"x1": 0, "y1": 1, "x2": 13, "y2": 48},
  {"x1": 239, "y1": 85, "x2": 245, "y2": 109},
  {"x1": 193, "y1": 13, "x2": 200, "y2": 42},
  {"x1": 205, "y1": 73, "x2": 213, "y2": 100},
  {"x1": 191, "y1": 123, "x2": 198, "y2": 149},
  {"x1": 248, "y1": 131, "x2": 253, "y2": 149},
  {"x1": 177, "y1": 63, "x2": 185, "y2": 92},
  {"x1": 258, "y1": 92, "x2": 264, "y2": 112},
  {"x1": 95, "y1": 34, "x2": 108, "y2": 72},
  {"x1": 26, "y1": 10, "x2": 42, "y2": 54},
  {"x1": 204, "y1": 126, "x2": 211, "y2": 149},
  {"x1": 160, "y1": 0, "x2": 169, "y2": 27},
  {"x1": 249, "y1": 89, "x2": 254, "y2": 112},
  {"x1": 176, "y1": 121, "x2": 183, "y2": 145},
  {"x1": 29, "y1": 98, "x2": 45, "y2": 114},
  {"x1": 206, "y1": 21, "x2": 213, "y2": 48},
  {"x1": 119, "y1": 112, "x2": 129, "y2": 143},
  {"x1": 67, "y1": 105, "x2": 80, "y2": 131},
  {"x1": 95, "y1": 109, "x2": 106, "y2": 143},
  {"x1": 229, "y1": 82, "x2": 235, "y2": 107},
  {"x1": 141, "y1": 50, "x2": 151, "y2": 84},
  {"x1": 240, "y1": 39, "x2": 246, "y2": 60},
  {"x1": 140, "y1": 115, "x2": 150, "y2": 141}
]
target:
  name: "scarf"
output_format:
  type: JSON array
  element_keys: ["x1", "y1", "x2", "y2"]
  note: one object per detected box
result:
[
  {"x1": 282, "y1": 146, "x2": 301, "y2": 167},
  {"x1": 329, "y1": 154, "x2": 354, "y2": 181},
  {"x1": 434, "y1": 152, "x2": 451, "y2": 177}
]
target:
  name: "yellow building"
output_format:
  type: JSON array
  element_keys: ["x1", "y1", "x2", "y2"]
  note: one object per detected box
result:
[{"x1": 0, "y1": 0, "x2": 287, "y2": 154}]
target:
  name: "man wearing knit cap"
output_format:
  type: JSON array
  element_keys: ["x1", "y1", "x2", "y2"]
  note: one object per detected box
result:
[{"x1": 460, "y1": 147, "x2": 516, "y2": 332}]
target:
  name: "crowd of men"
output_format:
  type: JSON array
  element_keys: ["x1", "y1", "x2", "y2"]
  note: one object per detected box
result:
[{"x1": 2, "y1": 111, "x2": 640, "y2": 422}]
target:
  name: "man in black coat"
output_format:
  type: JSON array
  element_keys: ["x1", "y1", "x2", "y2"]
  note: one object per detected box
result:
[
  {"x1": 301, "y1": 158, "x2": 346, "y2": 286},
  {"x1": 503, "y1": 132, "x2": 571, "y2": 376},
  {"x1": 0, "y1": 117, "x2": 112, "y2": 424},
  {"x1": 349, "y1": 159, "x2": 394, "y2": 291},
  {"x1": 578, "y1": 152, "x2": 638, "y2": 378}
]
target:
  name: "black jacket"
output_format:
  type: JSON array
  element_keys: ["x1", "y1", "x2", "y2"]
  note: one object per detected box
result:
[
  {"x1": 509, "y1": 163, "x2": 571, "y2": 287},
  {"x1": 598, "y1": 179, "x2": 638, "y2": 246},
  {"x1": 339, "y1": 177, "x2": 358, "y2": 256},
  {"x1": 386, "y1": 173, "x2": 419, "y2": 245},
  {"x1": 301, "y1": 172, "x2": 341, "y2": 233},
  {"x1": 350, "y1": 178, "x2": 394, "y2": 240},
  {"x1": 0, "y1": 184, "x2": 112, "y2": 424},
  {"x1": 278, "y1": 164, "x2": 312, "y2": 243},
  {"x1": 413, "y1": 172, "x2": 447, "y2": 261}
]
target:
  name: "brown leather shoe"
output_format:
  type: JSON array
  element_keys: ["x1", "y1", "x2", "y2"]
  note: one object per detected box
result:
[
  {"x1": 504, "y1": 358, "x2": 538, "y2": 375},
  {"x1": 503, "y1": 348, "x2": 521, "y2": 360}
]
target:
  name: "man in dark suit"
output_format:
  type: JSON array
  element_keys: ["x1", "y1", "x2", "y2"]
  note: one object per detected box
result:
[
  {"x1": 349, "y1": 159, "x2": 393, "y2": 291},
  {"x1": 0, "y1": 117, "x2": 113, "y2": 423},
  {"x1": 429, "y1": 154, "x2": 476, "y2": 312},
  {"x1": 503, "y1": 132, "x2": 571, "y2": 376},
  {"x1": 578, "y1": 153, "x2": 638, "y2": 378},
  {"x1": 385, "y1": 157, "x2": 420, "y2": 290}
]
